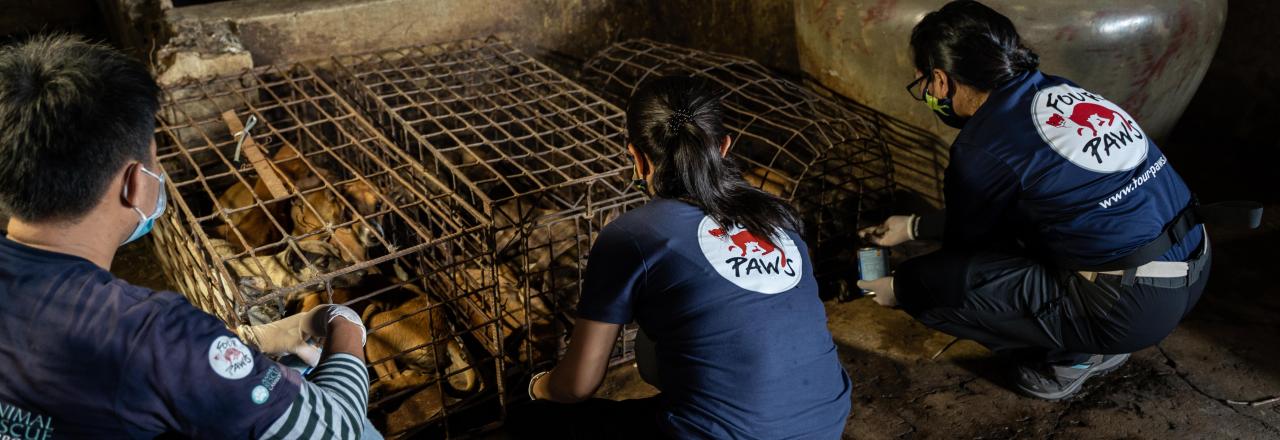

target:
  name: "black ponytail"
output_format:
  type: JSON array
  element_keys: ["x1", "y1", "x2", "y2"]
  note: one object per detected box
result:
[
  {"x1": 910, "y1": 0, "x2": 1039, "y2": 91},
  {"x1": 626, "y1": 76, "x2": 801, "y2": 241}
]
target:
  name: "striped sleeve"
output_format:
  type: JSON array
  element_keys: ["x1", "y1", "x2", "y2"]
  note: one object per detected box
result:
[{"x1": 260, "y1": 353, "x2": 370, "y2": 440}]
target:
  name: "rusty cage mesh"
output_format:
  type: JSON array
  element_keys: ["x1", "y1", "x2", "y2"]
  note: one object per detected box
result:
[
  {"x1": 150, "y1": 62, "x2": 508, "y2": 437},
  {"x1": 145, "y1": 36, "x2": 902, "y2": 438},
  {"x1": 581, "y1": 39, "x2": 897, "y2": 299},
  {"x1": 328, "y1": 38, "x2": 647, "y2": 395}
]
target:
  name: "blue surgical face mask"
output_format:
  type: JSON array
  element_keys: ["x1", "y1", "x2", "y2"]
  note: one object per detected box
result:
[{"x1": 122, "y1": 165, "x2": 167, "y2": 245}]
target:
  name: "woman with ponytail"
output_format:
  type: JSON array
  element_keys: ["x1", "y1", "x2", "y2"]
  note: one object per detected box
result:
[
  {"x1": 511, "y1": 76, "x2": 851, "y2": 439},
  {"x1": 860, "y1": 1, "x2": 1215, "y2": 401}
]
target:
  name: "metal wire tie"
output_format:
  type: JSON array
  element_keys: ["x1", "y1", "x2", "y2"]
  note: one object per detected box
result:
[{"x1": 232, "y1": 115, "x2": 258, "y2": 163}]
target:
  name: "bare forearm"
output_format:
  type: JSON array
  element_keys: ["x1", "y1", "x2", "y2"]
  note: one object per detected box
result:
[
  {"x1": 322, "y1": 318, "x2": 365, "y2": 363},
  {"x1": 532, "y1": 319, "x2": 620, "y2": 403},
  {"x1": 538, "y1": 363, "x2": 605, "y2": 403}
]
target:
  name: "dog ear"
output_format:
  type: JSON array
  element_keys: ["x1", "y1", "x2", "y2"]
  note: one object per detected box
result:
[
  {"x1": 289, "y1": 202, "x2": 306, "y2": 229},
  {"x1": 285, "y1": 241, "x2": 319, "y2": 273},
  {"x1": 343, "y1": 181, "x2": 380, "y2": 216},
  {"x1": 237, "y1": 276, "x2": 270, "y2": 297},
  {"x1": 246, "y1": 304, "x2": 283, "y2": 326},
  {"x1": 299, "y1": 239, "x2": 346, "y2": 270},
  {"x1": 355, "y1": 221, "x2": 382, "y2": 246},
  {"x1": 285, "y1": 248, "x2": 312, "y2": 274}
]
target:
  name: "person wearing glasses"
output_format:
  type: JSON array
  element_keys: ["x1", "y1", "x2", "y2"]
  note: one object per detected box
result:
[{"x1": 857, "y1": 1, "x2": 1220, "y2": 400}]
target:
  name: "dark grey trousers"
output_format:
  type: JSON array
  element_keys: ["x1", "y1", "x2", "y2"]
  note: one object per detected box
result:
[{"x1": 894, "y1": 241, "x2": 1211, "y2": 365}]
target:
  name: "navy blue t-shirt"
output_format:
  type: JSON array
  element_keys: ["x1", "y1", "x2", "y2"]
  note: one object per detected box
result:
[
  {"x1": 944, "y1": 70, "x2": 1202, "y2": 265},
  {"x1": 577, "y1": 199, "x2": 852, "y2": 439},
  {"x1": 0, "y1": 233, "x2": 302, "y2": 439}
]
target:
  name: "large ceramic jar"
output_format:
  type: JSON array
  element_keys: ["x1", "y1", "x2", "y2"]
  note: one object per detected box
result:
[{"x1": 796, "y1": 0, "x2": 1228, "y2": 143}]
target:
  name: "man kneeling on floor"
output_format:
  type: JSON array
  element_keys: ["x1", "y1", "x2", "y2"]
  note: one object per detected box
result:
[{"x1": 0, "y1": 34, "x2": 376, "y2": 438}]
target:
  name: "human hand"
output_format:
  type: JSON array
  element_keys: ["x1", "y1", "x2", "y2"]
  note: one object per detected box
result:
[
  {"x1": 237, "y1": 307, "x2": 324, "y2": 366},
  {"x1": 314, "y1": 304, "x2": 366, "y2": 347},
  {"x1": 858, "y1": 215, "x2": 916, "y2": 247},
  {"x1": 856, "y1": 277, "x2": 897, "y2": 307},
  {"x1": 319, "y1": 306, "x2": 367, "y2": 364}
]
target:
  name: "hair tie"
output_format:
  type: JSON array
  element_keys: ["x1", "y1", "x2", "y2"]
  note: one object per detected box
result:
[{"x1": 666, "y1": 111, "x2": 693, "y2": 131}]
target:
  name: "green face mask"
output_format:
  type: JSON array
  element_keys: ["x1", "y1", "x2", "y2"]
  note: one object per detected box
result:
[
  {"x1": 924, "y1": 87, "x2": 968, "y2": 129},
  {"x1": 631, "y1": 157, "x2": 651, "y2": 196},
  {"x1": 908, "y1": 74, "x2": 969, "y2": 129}
]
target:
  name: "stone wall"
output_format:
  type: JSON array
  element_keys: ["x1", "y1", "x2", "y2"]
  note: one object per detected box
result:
[
  {"x1": 795, "y1": 0, "x2": 1228, "y2": 144},
  {"x1": 1160, "y1": 0, "x2": 1280, "y2": 204},
  {"x1": 92, "y1": 0, "x2": 797, "y2": 84},
  {"x1": 638, "y1": 0, "x2": 798, "y2": 74}
]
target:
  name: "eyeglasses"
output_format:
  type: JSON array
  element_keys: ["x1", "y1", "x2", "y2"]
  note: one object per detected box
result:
[{"x1": 906, "y1": 75, "x2": 928, "y2": 101}]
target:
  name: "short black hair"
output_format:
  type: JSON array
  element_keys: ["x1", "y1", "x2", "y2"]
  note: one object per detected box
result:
[
  {"x1": 0, "y1": 34, "x2": 160, "y2": 222},
  {"x1": 910, "y1": 0, "x2": 1039, "y2": 91}
]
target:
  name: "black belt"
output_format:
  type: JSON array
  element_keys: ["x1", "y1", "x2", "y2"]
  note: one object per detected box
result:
[
  {"x1": 1054, "y1": 198, "x2": 1264, "y2": 280},
  {"x1": 1091, "y1": 232, "x2": 1210, "y2": 289},
  {"x1": 1060, "y1": 198, "x2": 1262, "y2": 273}
]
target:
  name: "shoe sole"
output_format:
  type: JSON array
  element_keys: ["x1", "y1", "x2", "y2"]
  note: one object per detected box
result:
[{"x1": 1016, "y1": 353, "x2": 1131, "y2": 401}]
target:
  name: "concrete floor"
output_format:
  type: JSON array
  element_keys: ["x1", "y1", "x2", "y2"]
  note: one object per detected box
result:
[
  {"x1": 575, "y1": 208, "x2": 1280, "y2": 439},
  {"x1": 111, "y1": 202, "x2": 1280, "y2": 439},
  {"x1": 109, "y1": 89, "x2": 1280, "y2": 440},
  {"x1": 820, "y1": 216, "x2": 1280, "y2": 439},
  {"x1": 1, "y1": 0, "x2": 1267, "y2": 437}
]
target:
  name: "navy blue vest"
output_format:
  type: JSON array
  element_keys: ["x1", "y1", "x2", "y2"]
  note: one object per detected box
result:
[{"x1": 944, "y1": 71, "x2": 1201, "y2": 265}]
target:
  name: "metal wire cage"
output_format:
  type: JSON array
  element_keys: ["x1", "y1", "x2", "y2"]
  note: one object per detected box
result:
[
  {"x1": 329, "y1": 38, "x2": 647, "y2": 385},
  {"x1": 580, "y1": 39, "x2": 897, "y2": 300},
  {"x1": 150, "y1": 62, "x2": 505, "y2": 437}
]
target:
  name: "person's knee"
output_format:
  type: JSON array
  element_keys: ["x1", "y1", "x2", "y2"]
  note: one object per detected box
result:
[
  {"x1": 893, "y1": 252, "x2": 955, "y2": 313},
  {"x1": 891, "y1": 257, "x2": 922, "y2": 309}
]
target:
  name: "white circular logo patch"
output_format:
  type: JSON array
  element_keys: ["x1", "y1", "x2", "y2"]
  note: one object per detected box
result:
[
  {"x1": 251, "y1": 385, "x2": 270, "y2": 404},
  {"x1": 1032, "y1": 84, "x2": 1148, "y2": 173},
  {"x1": 208, "y1": 336, "x2": 254, "y2": 380},
  {"x1": 696, "y1": 216, "x2": 802, "y2": 294}
]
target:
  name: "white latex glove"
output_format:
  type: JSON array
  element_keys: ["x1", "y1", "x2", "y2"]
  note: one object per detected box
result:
[
  {"x1": 856, "y1": 277, "x2": 897, "y2": 307},
  {"x1": 237, "y1": 304, "x2": 364, "y2": 367},
  {"x1": 858, "y1": 215, "x2": 916, "y2": 247}
]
